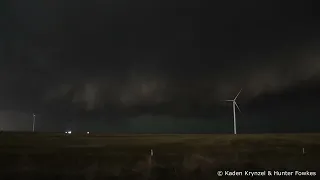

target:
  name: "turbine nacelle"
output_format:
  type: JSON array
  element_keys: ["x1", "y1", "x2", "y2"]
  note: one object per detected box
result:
[{"x1": 223, "y1": 102, "x2": 241, "y2": 113}]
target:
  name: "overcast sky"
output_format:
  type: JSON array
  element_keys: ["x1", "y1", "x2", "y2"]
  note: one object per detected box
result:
[{"x1": 1, "y1": 0, "x2": 320, "y2": 133}]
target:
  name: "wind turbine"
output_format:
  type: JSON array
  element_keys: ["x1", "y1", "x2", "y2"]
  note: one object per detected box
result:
[
  {"x1": 32, "y1": 113, "x2": 36, "y2": 132},
  {"x1": 224, "y1": 89, "x2": 242, "y2": 135}
]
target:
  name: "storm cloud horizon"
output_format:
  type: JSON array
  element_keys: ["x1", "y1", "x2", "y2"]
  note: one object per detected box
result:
[{"x1": 2, "y1": 0, "x2": 320, "y2": 119}]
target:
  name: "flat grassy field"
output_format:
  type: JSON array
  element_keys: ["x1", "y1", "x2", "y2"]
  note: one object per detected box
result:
[{"x1": 0, "y1": 132, "x2": 319, "y2": 179}]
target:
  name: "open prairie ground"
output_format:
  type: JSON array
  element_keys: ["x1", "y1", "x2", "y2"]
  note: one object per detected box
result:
[{"x1": 0, "y1": 132, "x2": 319, "y2": 179}]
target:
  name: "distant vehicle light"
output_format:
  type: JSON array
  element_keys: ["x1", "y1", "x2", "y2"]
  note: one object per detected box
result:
[
  {"x1": 87, "y1": 131, "x2": 90, "y2": 134},
  {"x1": 65, "y1": 131, "x2": 72, "y2": 134}
]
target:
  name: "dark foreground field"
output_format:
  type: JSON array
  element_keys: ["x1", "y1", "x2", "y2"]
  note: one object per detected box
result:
[{"x1": 0, "y1": 132, "x2": 320, "y2": 180}]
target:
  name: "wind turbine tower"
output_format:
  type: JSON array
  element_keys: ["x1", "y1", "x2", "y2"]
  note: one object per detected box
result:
[
  {"x1": 32, "y1": 113, "x2": 36, "y2": 132},
  {"x1": 224, "y1": 89, "x2": 242, "y2": 134}
]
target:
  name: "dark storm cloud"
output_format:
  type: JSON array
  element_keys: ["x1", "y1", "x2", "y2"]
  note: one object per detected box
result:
[
  {"x1": 2, "y1": 0, "x2": 320, "y2": 117},
  {"x1": 0, "y1": 110, "x2": 31, "y2": 130}
]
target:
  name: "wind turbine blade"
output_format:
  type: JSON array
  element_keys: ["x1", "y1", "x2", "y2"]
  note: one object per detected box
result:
[
  {"x1": 224, "y1": 100, "x2": 234, "y2": 102},
  {"x1": 235, "y1": 102, "x2": 241, "y2": 113},
  {"x1": 234, "y1": 88, "x2": 242, "y2": 100}
]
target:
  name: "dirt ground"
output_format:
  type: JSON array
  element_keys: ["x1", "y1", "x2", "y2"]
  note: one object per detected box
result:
[{"x1": 0, "y1": 132, "x2": 319, "y2": 179}]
